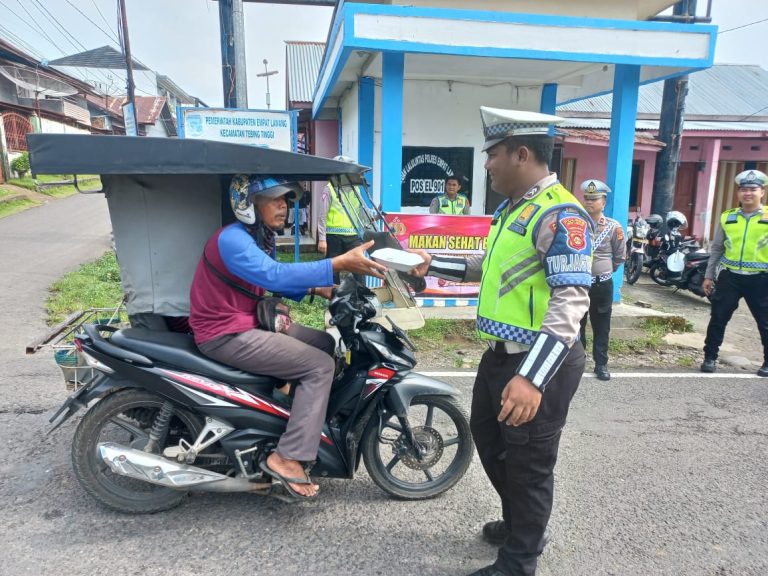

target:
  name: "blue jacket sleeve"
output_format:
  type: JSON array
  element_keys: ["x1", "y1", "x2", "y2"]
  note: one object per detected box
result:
[{"x1": 218, "y1": 225, "x2": 333, "y2": 300}]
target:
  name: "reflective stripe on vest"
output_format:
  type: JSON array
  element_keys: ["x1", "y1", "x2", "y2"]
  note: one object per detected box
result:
[
  {"x1": 438, "y1": 194, "x2": 468, "y2": 215},
  {"x1": 326, "y1": 183, "x2": 361, "y2": 236},
  {"x1": 720, "y1": 207, "x2": 768, "y2": 272},
  {"x1": 477, "y1": 183, "x2": 588, "y2": 345}
]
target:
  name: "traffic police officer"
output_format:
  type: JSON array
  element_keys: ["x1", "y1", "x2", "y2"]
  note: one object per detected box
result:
[
  {"x1": 410, "y1": 107, "x2": 592, "y2": 576},
  {"x1": 429, "y1": 175, "x2": 471, "y2": 214},
  {"x1": 701, "y1": 169, "x2": 768, "y2": 377},
  {"x1": 317, "y1": 155, "x2": 364, "y2": 284},
  {"x1": 578, "y1": 179, "x2": 626, "y2": 381}
]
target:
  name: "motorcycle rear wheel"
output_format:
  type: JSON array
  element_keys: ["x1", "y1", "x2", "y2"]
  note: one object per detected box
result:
[
  {"x1": 625, "y1": 252, "x2": 644, "y2": 284},
  {"x1": 362, "y1": 395, "x2": 472, "y2": 500},
  {"x1": 649, "y1": 262, "x2": 673, "y2": 286},
  {"x1": 72, "y1": 388, "x2": 202, "y2": 514}
]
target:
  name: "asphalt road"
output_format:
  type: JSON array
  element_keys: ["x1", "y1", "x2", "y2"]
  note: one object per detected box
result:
[{"x1": 1, "y1": 196, "x2": 767, "y2": 576}]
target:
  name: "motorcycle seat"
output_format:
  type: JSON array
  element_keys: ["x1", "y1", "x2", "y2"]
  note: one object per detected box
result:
[
  {"x1": 110, "y1": 328, "x2": 281, "y2": 391},
  {"x1": 685, "y1": 252, "x2": 710, "y2": 262}
]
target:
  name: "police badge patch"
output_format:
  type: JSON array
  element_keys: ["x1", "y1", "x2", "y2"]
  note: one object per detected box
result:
[{"x1": 560, "y1": 216, "x2": 588, "y2": 251}]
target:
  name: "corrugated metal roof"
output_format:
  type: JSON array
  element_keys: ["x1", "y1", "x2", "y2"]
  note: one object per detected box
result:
[
  {"x1": 286, "y1": 42, "x2": 325, "y2": 104},
  {"x1": 561, "y1": 118, "x2": 768, "y2": 132},
  {"x1": 560, "y1": 65, "x2": 768, "y2": 119},
  {"x1": 49, "y1": 46, "x2": 149, "y2": 71}
]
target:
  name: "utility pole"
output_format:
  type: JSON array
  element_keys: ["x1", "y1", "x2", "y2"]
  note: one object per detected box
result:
[
  {"x1": 117, "y1": 0, "x2": 138, "y2": 134},
  {"x1": 650, "y1": 0, "x2": 697, "y2": 222},
  {"x1": 256, "y1": 59, "x2": 278, "y2": 110},
  {"x1": 218, "y1": 0, "x2": 248, "y2": 108}
]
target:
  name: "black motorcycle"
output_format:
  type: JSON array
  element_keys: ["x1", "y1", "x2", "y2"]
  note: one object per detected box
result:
[
  {"x1": 648, "y1": 227, "x2": 711, "y2": 299},
  {"x1": 50, "y1": 277, "x2": 473, "y2": 513},
  {"x1": 624, "y1": 215, "x2": 650, "y2": 284}
]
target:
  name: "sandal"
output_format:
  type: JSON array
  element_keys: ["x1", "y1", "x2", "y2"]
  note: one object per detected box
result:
[{"x1": 259, "y1": 458, "x2": 317, "y2": 501}]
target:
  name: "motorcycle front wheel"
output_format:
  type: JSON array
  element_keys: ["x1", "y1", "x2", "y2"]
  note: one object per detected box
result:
[
  {"x1": 625, "y1": 252, "x2": 644, "y2": 284},
  {"x1": 649, "y1": 262, "x2": 673, "y2": 286},
  {"x1": 362, "y1": 395, "x2": 472, "y2": 500},
  {"x1": 71, "y1": 388, "x2": 202, "y2": 514}
]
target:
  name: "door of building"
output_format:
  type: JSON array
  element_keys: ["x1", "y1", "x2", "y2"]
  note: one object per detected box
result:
[{"x1": 673, "y1": 162, "x2": 697, "y2": 234}]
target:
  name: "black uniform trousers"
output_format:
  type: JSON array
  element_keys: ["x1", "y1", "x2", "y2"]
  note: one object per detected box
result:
[
  {"x1": 326, "y1": 233, "x2": 363, "y2": 284},
  {"x1": 470, "y1": 343, "x2": 585, "y2": 576},
  {"x1": 704, "y1": 269, "x2": 768, "y2": 363},
  {"x1": 579, "y1": 278, "x2": 614, "y2": 367}
]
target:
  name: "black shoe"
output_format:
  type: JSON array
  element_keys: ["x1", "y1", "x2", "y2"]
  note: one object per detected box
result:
[
  {"x1": 701, "y1": 359, "x2": 717, "y2": 373},
  {"x1": 758, "y1": 364, "x2": 768, "y2": 377},
  {"x1": 481, "y1": 521, "x2": 551, "y2": 548},
  {"x1": 467, "y1": 566, "x2": 505, "y2": 576},
  {"x1": 595, "y1": 365, "x2": 611, "y2": 381}
]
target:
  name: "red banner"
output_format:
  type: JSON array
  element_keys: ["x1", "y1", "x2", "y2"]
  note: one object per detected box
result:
[{"x1": 384, "y1": 213, "x2": 492, "y2": 297}]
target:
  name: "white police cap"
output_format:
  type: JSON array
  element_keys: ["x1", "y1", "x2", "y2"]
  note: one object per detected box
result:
[
  {"x1": 480, "y1": 107, "x2": 564, "y2": 152},
  {"x1": 580, "y1": 179, "x2": 611, "y2": 197},
  {"x1": 734, "y1": 169, "x2": 768, "y2": 188}
]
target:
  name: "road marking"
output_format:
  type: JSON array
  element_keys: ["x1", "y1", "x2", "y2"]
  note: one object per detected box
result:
[{"x1": 420, "y1": 371, "x2": 764, "y2": 379}]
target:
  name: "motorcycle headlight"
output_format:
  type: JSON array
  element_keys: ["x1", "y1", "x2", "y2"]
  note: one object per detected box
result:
[
  {"x1": 368, "y1": 340, "x2": 414, "y2": 368},
  {"x1": 635, "y1": 222, "x2": 650, "y2": 237}
]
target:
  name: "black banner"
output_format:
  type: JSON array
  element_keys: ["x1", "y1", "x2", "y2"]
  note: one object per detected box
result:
[{"x1": 401, "y1": 146, "x2": 474, "y2": 208}]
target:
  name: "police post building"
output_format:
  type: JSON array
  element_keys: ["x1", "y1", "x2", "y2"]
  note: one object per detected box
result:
[{"x1": 311, "y1": 0, "x2": 717, "y2": 300}]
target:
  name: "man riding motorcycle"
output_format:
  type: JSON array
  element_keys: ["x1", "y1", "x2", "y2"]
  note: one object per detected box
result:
[{"x1": 189, "y1": 174, "x2": 386, "y2": 499}]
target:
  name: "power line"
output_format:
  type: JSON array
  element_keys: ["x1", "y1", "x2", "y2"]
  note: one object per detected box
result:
[
  {"x1": 8, "y1": 0, "x2": 67, "y2": 55},
  {"x1": 90, "y1": 0, "x2": 116, "y2": 34},
  {"x1": 718, "y1": 17, "x2": 768, "y2": 34},
  {"x1": 64, "y1": 0, "x2": 120, "y2": 44}
]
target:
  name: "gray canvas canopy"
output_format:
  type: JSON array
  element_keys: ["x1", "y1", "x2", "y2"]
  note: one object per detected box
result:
[{"x1": 27, "y1": 135, "x2": 369, "y2": 320}]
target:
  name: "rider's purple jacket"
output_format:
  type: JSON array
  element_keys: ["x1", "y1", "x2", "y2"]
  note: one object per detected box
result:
[{"x1": 189, "y1": 223, "x2": 333, "y2": 345}]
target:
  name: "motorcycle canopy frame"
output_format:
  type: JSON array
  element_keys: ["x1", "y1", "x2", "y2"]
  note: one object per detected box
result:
[{"x1": 26, "y1": 134, "x2": 418, "y2": 324}]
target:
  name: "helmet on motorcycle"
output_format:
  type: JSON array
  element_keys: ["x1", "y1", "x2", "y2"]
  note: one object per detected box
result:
[
  {"x1": 665, "y1": 210, "x2": 687, "y2": 230},
  {"x1": 645, "y1": 214, "x2": 663, "y2": 229},
  {"x1": 229, "y1": 174, "x2": 303, "y2": 225},
  {"x1": 333, "y1": 155, "x2": 356, "y2": 163}
]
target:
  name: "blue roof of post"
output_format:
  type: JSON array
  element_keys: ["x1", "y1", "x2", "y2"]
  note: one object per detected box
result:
[{"x1": 559, "y1": 64, "x2": 768, "y2": 120}]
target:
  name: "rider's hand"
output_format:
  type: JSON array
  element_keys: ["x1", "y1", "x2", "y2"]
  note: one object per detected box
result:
[
  {"x1": 407, "y1": 249, "x2": 432, "y2": 277},
  {"x1": 331, "y1": 240, "x2": 387, "y2": 279},
  {"x1": 703, "y1": 278, "x2": 714, "y2": 296},
  {"x1": 318, "y1": 240, "x2": 328, "y2": 255},
  {"x1": 313, "y1": 286, "x2": 333, "y2": 300},
  {"x1": 498, "y1": 375, "x2": 542, "y2": 427}
]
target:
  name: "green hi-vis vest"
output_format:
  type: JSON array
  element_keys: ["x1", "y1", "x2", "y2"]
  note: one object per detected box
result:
[
  {"x1": 438, "y1": 194, "x2": 469, "y2": 215},
  {"x1": 720, "y1": 206, "x2": 768, "y2": 272},
  {"x1": 326, "y1": 183, "x2": 362, "y2": 235},
  {"x1": 477, "y1": 183, "x2": 590, "y2": 345}
]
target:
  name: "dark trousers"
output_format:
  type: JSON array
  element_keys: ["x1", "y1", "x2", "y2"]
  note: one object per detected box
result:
[
  {"x1": 326, "y1": 234, "x2": 363, "y2": 284},
  {"x1": 704, "y1": 270, "x2": 768, "y2": 363},
  {"x1": 579, "y1": 278, "x2": 613, "y2": 366},
  {"x1": 470, "y1": 344, "x2": 585, "y2": 576},
  {"x1": 198, "y1": 323, "x2": 336, "y2": 462}
]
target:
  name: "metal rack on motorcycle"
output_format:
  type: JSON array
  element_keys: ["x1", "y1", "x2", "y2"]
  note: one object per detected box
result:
[{"x1": 26, "y1": 303, "x2": 127, "y2": 391}]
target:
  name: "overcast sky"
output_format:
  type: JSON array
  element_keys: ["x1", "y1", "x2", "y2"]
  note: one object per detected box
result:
[{"x1": 0, "y1": 0, "x2": 766, "y2": 109}]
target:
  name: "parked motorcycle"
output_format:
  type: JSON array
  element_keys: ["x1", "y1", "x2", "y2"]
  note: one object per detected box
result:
[
  {"x1": 624, "y1": 215, "x2": 650, "y2": 284},
  {"x1": 647, "y1": 211, "x2": 712, "y2": 299},
  {"x1": 50, "y1": 277, "x2": 473, "y2": 513}
]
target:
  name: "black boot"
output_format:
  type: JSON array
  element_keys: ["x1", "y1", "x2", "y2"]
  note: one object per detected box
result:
[
  {"x1": 467, "y1": 566, "x2": 506, "y2": 576},
  {"x1": 595, "y1": 365, "x2": 611, "y2": 381},
  {"x1": 758, "y1": 363, "x2": 768, "y2": 377},
  {"x1": 481, "y1": 521, "x2": 551, "y2": 547},
  {"x1": 701, "y1": 358, "x2": 717, "y2": 373}
]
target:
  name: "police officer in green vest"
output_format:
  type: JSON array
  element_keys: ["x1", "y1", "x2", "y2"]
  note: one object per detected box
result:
[
  {"x1": 410, "y1": 107, "x2": 592, "y2": 576},
  {"x1": 429, "y1": 175, "x2": 471, "y2": 214},
  {"x1": 318, "y1": 155, "x2": 365, "y2": 283},
  {"x1": 701, "y1": 169, "x2": 768, "y2": 377}
]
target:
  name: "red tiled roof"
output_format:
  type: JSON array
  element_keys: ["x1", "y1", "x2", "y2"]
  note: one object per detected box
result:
[{"x1": 105, "y1": 95, "x2": 168, "y2": 125}]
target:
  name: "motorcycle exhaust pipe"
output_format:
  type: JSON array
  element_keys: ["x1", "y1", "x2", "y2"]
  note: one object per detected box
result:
[{"x1": 98, "y1": 442, "x2": 271, "y2": 493}]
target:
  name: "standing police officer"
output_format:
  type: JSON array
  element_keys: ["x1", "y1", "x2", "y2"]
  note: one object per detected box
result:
[
  {"x1": 317, "y1": 155, "x2": 364, "y2": 284},
  {"x1": 579, "y1": 179, "x2": 626, "y2": 381},
  {"x1": 429, "y1": 175, "x2": 471, "y2": 214},
  {"x1": 701, "y1": 169, "x2": 768, "y2": 377},
  {"x1": 411, "y1": 107, "x2": 592, "y2": 576}
]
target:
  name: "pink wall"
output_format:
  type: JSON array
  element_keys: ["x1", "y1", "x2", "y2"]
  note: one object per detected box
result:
[
  {"x1": 310, "y1": 119, "x2": 339, "y2": 237},
  {"x1": 562, "y1": 141, "x2": 657, "y2": 219},
  {"x1": 680, "y1": 136, "x2": 768, "y2": 163}
]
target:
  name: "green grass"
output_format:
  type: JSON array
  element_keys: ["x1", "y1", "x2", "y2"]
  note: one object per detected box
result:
[
  {"x1": 409, "y1": 319, "x2": 477, "y2": 349},
  {"x1": 47, "y1": 251, "x2": 124, "y2": 325},
  {"x1": 9, "y1": 174, "x2": 101, "y2": 198},
  {"x1": 605, "y1": 316, "x2": 693, "y2": 354},
  {"x1": 0, "y1": 197, "x2": 38, "y2": 218}
]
